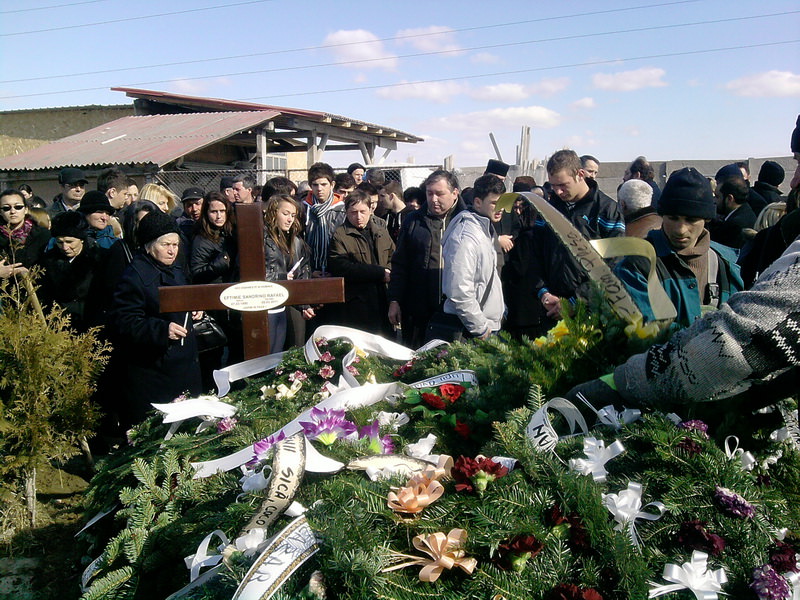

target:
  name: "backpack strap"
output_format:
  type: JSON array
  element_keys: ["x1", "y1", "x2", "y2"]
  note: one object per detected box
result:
[{"x1": 706, "y1": 248, "x2": 720, "y2": 307}]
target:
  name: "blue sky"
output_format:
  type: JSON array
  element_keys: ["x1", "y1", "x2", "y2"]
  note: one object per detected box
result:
[{"x1": 1, "y1": 0, "x2": 798, "y2": 168}]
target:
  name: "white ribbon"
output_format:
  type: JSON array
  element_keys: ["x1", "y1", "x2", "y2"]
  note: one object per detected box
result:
[
  {"x1": 374, "y1": 411, "x2": 410, "y2": 431},
  {"x1": 214, "y1": 352, "x2": 285, "y2": 397},
  {"x1": 648, "y1": 551, "x2": 727, "y2": 599},
  {"x1": 409, "y1": 370, "x2": 479, "y2": 389},
  {"x1": 569, "y1": 437, "x2": 625, "y2": 483},
  {"x1": 239, "y1": 465, "x2": 272, "y2": 493},
  {"x1": 184, "y1": 529, "x2": 231, "y2": 582},
  {"x1": 596, "y1": 405, "x2": 641, "y2": 430},
  {"x1": 275, "y1": 379, "x2": 303, "y2": 401},
  {"x1": 232, "y1": 528, "x2": 268, "y2": 557},
  {"x1": 151, "y1": 396, "x2": 237, "y2": 424},
  {"x1": 724, "y1": 436, "x2": 756, "y2": 472},
  {"x1": 191, "y1": 382, "x2": 400, "y2": 478},
  {"x1": 603, "y1": 481, "x2": 665, "y2": 547},
  {"x1": 304, "y1": 325, "x2": 414, "y2": 364},
  {"x1": 786, "y1": 571, "x2": 800, "y2": 600},
  {"x1": 526, "y1": 397, "x2": 589, "y2": 454}
]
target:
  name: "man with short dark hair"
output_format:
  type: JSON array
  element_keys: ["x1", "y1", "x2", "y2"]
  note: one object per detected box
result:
[
  {"x1": 303, "y1": 162, "x2": 345, "y2": 274},
  {"x1": 533, "y1": 149, "x2": 625, "y2": 322},
  {"x1": 97, "y1": 167, "x2": 131, "y2": 211},
  {"x1": 220, "y1": 176, "x2": 236, "y2": 204},
  {"x1": 49, "y1": 167, "x2": 88, "y2": 217},
  {"x1": 441, "y1": 174, "x2": 505, "y2": 339},
  {"x1": 715, "y1": 163, "x2": 767, "y2": 216},
  {"x1": 580, "y1": 155, "x2": 600, "y2": 179},
  {"x1": 365, "y1": 168, "x2": 386, "y2": 188},
  {"x1": 623, "y1": 156, "x2": 661, "y2": 207},
  {"x1": 710, "y1": 177, "x2": 756, "y2": 250},
  {"x1": 334, "y1": 172, "x2": 356, "y2": 195},
  {"x1": 262, "y1": 176, "x2": 297, "y2": 202},
  {"x1": 388, "y1": 169, "x2": 466, "y2": 347},
  {"x1": 232, "y1": 174, "x2": 256, "y2": 204}
]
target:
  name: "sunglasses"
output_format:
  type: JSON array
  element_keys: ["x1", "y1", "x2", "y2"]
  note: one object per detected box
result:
[{"x1": 0, "y1": 204, "x2": 25, "y2": 212}]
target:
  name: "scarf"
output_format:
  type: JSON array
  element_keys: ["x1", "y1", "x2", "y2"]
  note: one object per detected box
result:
[
  {"x1": 305, "y1": 192, "x2": 340, "y2": 272},
  {"x1": 0, "y1": 217, "x2": 33, "y2": 247}
]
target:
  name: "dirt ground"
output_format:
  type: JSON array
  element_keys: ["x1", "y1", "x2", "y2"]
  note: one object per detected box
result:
[{"x1": 1, "y1": 460, "x2": 92, "y2": 600}]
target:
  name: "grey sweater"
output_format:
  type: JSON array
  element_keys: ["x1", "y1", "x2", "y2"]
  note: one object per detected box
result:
[{"x1": 615, "y1": 236, "x2": 800, "y2": 406}]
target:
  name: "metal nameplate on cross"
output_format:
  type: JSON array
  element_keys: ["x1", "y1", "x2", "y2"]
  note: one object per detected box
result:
[{"x1": 159, "y1": 203, "x2": 344, "y2": 360}]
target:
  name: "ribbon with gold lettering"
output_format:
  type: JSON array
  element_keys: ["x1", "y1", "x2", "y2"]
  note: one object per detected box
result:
[
  {"x1": 498, "y1": 192, "x2": 675, "y2": 326},
  {"x1": 383, "y1": 529, "x2": 477, "y2": 582}
]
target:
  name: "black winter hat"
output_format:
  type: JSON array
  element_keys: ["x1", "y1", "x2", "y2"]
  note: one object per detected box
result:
[
  {"x1": 757, "y1": 161, "x2": 785, "y2": 187},
  {"x1": 485, "y1": 159, "x2": 510, "y2": 178},
  {"x1": 181, "y1": 187, "x2": 204, "y2": 202},
  {"x1": 791, "y1": 115, "x2": 800, "y2": 155},
  {"x1": 50, "y1": 210, "x2": 89, "y2": 240},
  {"x1": 136, "y1": 210, "x2": 179, "y2": 246},
  {"x1": 657, "y1": 167, "x2": 716, "y2": 220},
  {"x1": 714, "y1": 163, "x2": 744, "y2": 183},
  {"x1": 77, "y1": 190, "x2": 114, "y2": 214}
]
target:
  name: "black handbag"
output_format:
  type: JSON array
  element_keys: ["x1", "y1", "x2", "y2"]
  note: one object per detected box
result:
[
  {"x1": 425, "y1": 274, "x2": 494, "y2": 343},
  {"x1": 193, "y1": 314, "x2": 228, "y2": 353}
]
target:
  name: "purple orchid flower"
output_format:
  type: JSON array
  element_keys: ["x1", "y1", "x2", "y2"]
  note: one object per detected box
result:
[
  {"x1": 300, "y1": 407, "x2": 356, "y2": 445},
  {"x1": 248, "y1": 430, "x2": 287, "y2": 466},
  {"x1": 358, "y1": 420, "x2": 394, "y2": 454}
]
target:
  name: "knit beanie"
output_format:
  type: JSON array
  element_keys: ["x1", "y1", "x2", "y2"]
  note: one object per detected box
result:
[
  {"x1": 791, "y1": 114, "x2": 800, "y2": 155},
  {"x1": 657, "y1": 167, "x2": 716, "y2": 220},
  {"x1": 714, "y1": 163, "x2": 743, "y2": 183},
  {"x1": 758, "y1": 160, "x2": 785, "y2": 187},
  {"x1": 50, "y1": 210, "x2": 89, "y2": 240},
  {"x1": 136, "y1": 210, "x2": 179, "y2": 246},
  {"x1": 77, "y1": 190, "x2": 114, "y2": 214}
]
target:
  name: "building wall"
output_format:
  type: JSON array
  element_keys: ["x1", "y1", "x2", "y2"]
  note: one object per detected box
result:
[{"x1": 0, "y1": 105, "x2": 134, "y2": 158}]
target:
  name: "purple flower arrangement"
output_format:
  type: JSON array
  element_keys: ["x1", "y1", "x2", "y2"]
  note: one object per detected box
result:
[
  {"x1": 714, "y1": 486, "x2": 756, "y2": 519},
  {"x1": 678, "y1": 419, "x2": 709, "y2": 439},
  {"x1": 357, "y1": 420, "x2": 394, "y2": 454},
  {"x1": 750, "y1": 564, "x2": 791, "y2": 600},
  {"x1": 248, "y1": 431, "x2": 287, "y2": 466},
  {"x1": 300, "y1": 407, "x2": 357, "y2": 446}
]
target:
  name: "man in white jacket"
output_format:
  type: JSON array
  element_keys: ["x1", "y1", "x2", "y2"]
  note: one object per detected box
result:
[{"x1": 441, "y1": 175, "x2": 506, "y2": 339}]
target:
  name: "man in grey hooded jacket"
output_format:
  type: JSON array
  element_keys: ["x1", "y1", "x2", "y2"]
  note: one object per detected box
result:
[{"x1": 441, "y1": 175, "x2": 506, "y2": 339}]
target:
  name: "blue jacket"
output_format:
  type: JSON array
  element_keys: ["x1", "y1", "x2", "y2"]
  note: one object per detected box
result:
[
  {"x1": 615, "y1": 228, "x2": 743, "y2": 327},
  {"x1": 89, "y1": 224, "x2": 119, "y2": 249}
]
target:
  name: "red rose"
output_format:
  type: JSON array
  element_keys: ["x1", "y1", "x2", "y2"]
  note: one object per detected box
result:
[
  {"x1": 421, "y1": 392, "x2": 446, "y2": 410},
  {"x1": 439, "y1": 383, "x2": 465, "y2": 402},
  {"x1": 454, "y1": 420, "x2": 471, "y2": 438}
]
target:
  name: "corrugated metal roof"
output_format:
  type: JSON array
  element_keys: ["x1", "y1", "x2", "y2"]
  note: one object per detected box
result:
[
  {"x1": 0, "y1": 110, "x2": 279, "y2": 172},
  {"x1": 113, "y1": 87, "x2": 423, "y2": 143}
]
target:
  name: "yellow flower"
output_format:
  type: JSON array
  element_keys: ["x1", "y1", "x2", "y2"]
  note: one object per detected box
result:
[
  {"x1": 624, "y1": 315, "x2": 661, "y2": 340},
  {"x1": 550, "y1": 320, "x2": 570, "y2": 341}
]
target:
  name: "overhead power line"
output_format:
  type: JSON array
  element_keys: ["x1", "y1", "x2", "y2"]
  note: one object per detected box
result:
[
  {"x1": 0, "y1": 11, "x2": 795, "y2": 100},
  {"x1": 0, "y1": 0, "x2": 109, "y2": 15},
  {"x1": 0, "y1": 0, "x2": 274, "y2": 37},
  {"x1": 244, "y1": 40, "x2": 799, "y2": 101}
]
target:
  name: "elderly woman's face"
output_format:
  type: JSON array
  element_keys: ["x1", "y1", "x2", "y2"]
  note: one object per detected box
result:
[
  {"x1": 56, "y1": 236, "x2": 84, "y2": 259},
  {"x1": 148, "y1": 232, "x2": 180, "y2": 265},
  {"x1": 0, "y1": 194, "x2": 28, "y2": 229}
]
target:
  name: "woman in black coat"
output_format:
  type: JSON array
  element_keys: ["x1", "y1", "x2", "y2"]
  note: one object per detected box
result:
[
  {"x1": 189, "y1": 192, "x2": 240, "y2": 377},
  {"x1": 263, "y1": 194, "x2": 314, "y2": 352},
  {"x1": 328, "y1": 189, "x2": 395, "y2": 336},
  {"x1": 0, "y1": 189, "x2": 50, "y2": 279},
  {"x1": 109, "y1": 211, "x2": 202, "y2": 430},
  {"x1": 38, "y1": 211, "x2": 107, "y2": 331}
]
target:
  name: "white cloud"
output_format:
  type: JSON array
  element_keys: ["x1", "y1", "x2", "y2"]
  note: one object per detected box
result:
[
  {"x1": 375, "y1": 80, "x2": 467, "y2": 103},
  {"x1": 571, "y1": 97, "x2": 596, "y2": 109},
  {"x1": 323, "y1": 29, "x2": 397, "y2": 70},
  {"x1": 469, "y1": 83, "x2": 529, "y2": 102},
  {"x1": 395, "y1": 25, "x2": 462, "y2": 56},
  {"x1": 526, "y1": 77, "x2": 570, "y2": 96},
  {"x1": 725, "y1": 70, "x2": 800, "y2": 97},
  {"x1": 467, "y1": 78, "x2": 569, "y2": 102},
  {"x1": 592, "y1": 67, "x2": 667, "y2": 91},
  {"x1": 429, "y1": 105, "x2": 561, "y2": 131},
  {"x1": 471, "y1": 52, "x2": 500, "y2": 65}
]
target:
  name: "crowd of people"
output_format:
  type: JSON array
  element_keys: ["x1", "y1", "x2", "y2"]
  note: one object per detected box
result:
[{"x1": 1, "y1": 118, "x2": 799, "y2": 439}]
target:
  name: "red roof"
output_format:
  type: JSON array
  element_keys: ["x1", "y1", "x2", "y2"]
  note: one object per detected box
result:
[{"x1": 0, "y1": 111, "x2": 279, "y2": 171}]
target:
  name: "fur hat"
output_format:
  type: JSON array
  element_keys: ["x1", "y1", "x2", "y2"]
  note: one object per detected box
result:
[
  {"x1": 136, "y1": 210, "x2": 179, "y2": 246},
  {"x1": 757, "y1": 161, "x2": 785, "y2": 187},
  {"x1": 485, "y1": 159, "x2": 510, "y2": 178},
  {"x1": 77, "y1": 190, "x2": 114, "y2": 214},
  {"x1": 657, "y1": 167, "x2": 716, "y2": 220},
  {"x1": 50, "y1": 210, "x2": 88, "y2": 240}
]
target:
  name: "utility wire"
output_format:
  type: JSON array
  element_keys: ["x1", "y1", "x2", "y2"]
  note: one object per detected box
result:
[
  {"x1": 0, "y1": 0, "x2": 108, "y2": 15},
  {"x1": 0, "y1": 11, "x2": 795, "y2": 100},
  {"x1": 246, "y1": 40, "x2": 799, "y2": 101},
  {"x1": 0, "y1": 0, "x2": 274, "y2": 37},
  {"x1": 0, "y1": 0, "x2": 698, "y2": 48}
]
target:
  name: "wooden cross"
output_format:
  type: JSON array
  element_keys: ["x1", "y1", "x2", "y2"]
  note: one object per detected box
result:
[{"x1": 159, "y1": 202, "x2": 344, "y2": 360}]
